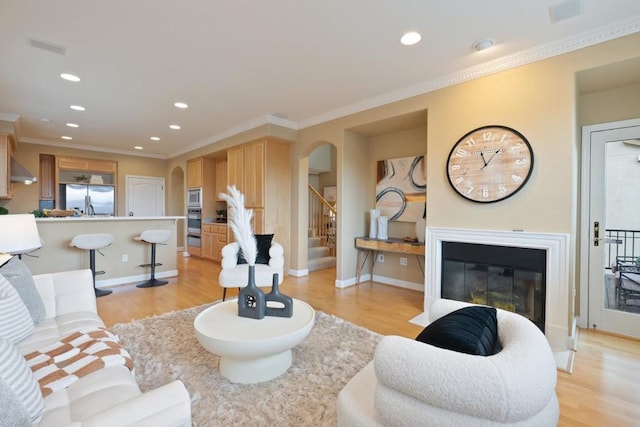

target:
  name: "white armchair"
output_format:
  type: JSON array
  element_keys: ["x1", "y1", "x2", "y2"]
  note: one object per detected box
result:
[
  {"x1": 337, "y1": 299, "x2": 559, "y2": 427},
  {"x1": 218, "y1": 241, "x2": 284, "y2": 300}
]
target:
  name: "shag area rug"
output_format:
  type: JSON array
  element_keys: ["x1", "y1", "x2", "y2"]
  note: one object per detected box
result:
[{"x1": 111, "y1": 303, "x2": 382, "y2": 426}]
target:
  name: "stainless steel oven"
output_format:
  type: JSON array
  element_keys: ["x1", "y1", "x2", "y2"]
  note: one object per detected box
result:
[{"x1": 187, "y1": 208, "x2": 201, "y2": 234}]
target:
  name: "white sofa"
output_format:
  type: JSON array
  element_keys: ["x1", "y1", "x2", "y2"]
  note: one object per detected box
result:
[
  {"x1": 15, "y1": 269, "x2": 192, "y2": 427},
  {"x1": 337, "y1": 299, "x2": 559, "y2": 427}
]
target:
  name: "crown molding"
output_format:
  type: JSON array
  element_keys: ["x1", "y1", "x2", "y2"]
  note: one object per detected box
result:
[
  {"x1": 167, "y1": 114, "x2": 298, "y2": 158},
  {"x1": 20, "y1": 137, "x2": 167, "y2": 159},
  {"x1": 298, "y1": 17, "x2": 640, "y2": 130}
]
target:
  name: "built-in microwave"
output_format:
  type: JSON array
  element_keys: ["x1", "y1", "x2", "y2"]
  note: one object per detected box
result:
[{"x1": 188, "y1": 188, "x2": 202, "y2": 208}]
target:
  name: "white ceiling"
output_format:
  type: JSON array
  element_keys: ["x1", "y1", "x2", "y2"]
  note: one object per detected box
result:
[{"x1": 1, "y1": 0, "x2": 640, "y2": 159}]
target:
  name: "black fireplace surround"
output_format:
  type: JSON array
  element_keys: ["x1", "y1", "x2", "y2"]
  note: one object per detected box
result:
[{"x1": 441, "y1": 242, "x2": 546, "y2": 332}]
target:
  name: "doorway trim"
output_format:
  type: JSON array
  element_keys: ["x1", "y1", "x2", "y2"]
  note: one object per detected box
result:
[{"x1": 579, "y1": 118, "x2": 640, "y2": 330}]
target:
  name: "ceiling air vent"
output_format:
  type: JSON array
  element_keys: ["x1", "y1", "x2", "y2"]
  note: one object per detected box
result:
[
  {"x1": 27, "y1": 37, "x2": 66, "y2": 56},
  {"x1": 549, "y1": 0, "x2": 583, "y2": 24}
]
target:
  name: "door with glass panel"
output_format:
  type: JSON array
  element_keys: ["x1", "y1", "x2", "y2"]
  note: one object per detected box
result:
[{"x1": 586, "y1": 120, "x2": 640, "y2": 338}]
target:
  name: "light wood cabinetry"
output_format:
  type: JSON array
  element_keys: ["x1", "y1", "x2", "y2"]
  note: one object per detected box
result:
[
  {"x1": 57, "y1": 157, "x2": 117, "y2": 173},
  {"x1": 201, "y1": 224, "x2": 216, "y2": 260},
  {"x1": 0, "y1": 134, "x2": 12, "y2": 199},
  {"x1": 201, "y1": 223, "x2": 228, "y2": 262},
  {"x1": 54, "y1": 156, "x2": 118, "y2": 209},
  {"x1": 187, "y1": 157, "x2": 215, "y2": 215},
  {"x1": 243, "y1": 141, "x2": 264, "y2": 207},
  {"x1": 39, "y1": 155, "x2": 55, "y2": 200},
  {"x1": 215, "y1": 159, "x2": 227, "y2": 200},
  {"x1": 226, "y1": 137, "x2": 290, "y2": 260},
  {"x1": 187, "y1": 157, "x2": 217, "y2": 191},
  {"x1": 226, "y1": 148, "x2": 244, "y2": 194},
  {"x1": 187, "y1": 158, "x2": 204, "y2": 189}
]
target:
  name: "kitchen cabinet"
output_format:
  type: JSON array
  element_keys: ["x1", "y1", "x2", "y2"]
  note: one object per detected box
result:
[
  {"x1": 226, "y1": 148, "x2": 244, "y2": 194},
  {"x1": 215, "y1": 159, "x2": 227, "y2": 200},
  {"x1": 226, "y1": 137, "x2": 290, "y2": 256},
  {"x1": 202, "y1": 224, "x2": 216, "y2": 260},
  {"x1": 243, "y1": 141, "x2": 264, "y2": 207},
  {"x1": 57, "y1": 157, "x2": 117, "y2": 173},
  {"x1": 0, "y1": 134, "x2": 12, "y2": 199},
  {"x1": 187, "y1": 158, "x2": 203, "y2": 189},
  {"x1": 187, "y1": 157, "x2": 215, "y2": 190},
  {"x1": 187, "y1": 157, "x2": 215, "y2": 217},
  {"x1": 55, "y1": 156, "x2": 117, "y2": 209},
  {"x1": 39, "y1": 154, "x2": 55, "y2": 200},
  {"x1": 202, "y1": 223, "x2": 228, "y2": 262}
]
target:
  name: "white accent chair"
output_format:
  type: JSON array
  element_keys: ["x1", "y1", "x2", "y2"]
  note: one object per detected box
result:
[
  {"x1": 337, "y1": 299, "x2": 559, "y2": 427},
  {"x1": 218, "y1": 241, "x2": 284, "y2": 301}
]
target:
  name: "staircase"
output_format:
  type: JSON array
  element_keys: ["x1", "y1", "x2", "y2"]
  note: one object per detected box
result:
[
  {"x1": 308, "y1": 184, "x2": 337, "y2": 272},
  {"x1": 308, "y1": 236, "x2": 336, "y2": 272}
]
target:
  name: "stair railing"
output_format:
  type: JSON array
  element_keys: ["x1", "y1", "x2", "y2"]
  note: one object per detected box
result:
[{"x1": 308, "y1": 185, "x2": 337, "y2": 257}]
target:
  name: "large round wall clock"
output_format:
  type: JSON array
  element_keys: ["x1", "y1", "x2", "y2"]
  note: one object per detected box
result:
[{"x1": 446, "y1": 125, "x2": 534, "y2": 203}]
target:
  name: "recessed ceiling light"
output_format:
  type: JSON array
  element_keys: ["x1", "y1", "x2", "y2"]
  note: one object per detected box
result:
[
  {"x1": 400, "y1": 31, "x2": 421, "y2": 46},
  {"x1": 40, "y1": 118, "x2": 51, "y2": 122},
  {"x1": 70, "y1": 105, "x2": 85, "y2": 111},
  {"x1": 60, "y1": 73, "x2": 80, "y2": 82},
  {"x1": 473, "y1": 38, "x2": 495, "y2": 51},
  {"x1": 150, "y1": 136, "x2": 160, "y2": 141},
  {"x1": 174, "y1": 102, "x2": 188, "y2": 109},
  {"x1": 134, "y1": 146, "x2": 143, "y2": 150},
  {"x1": 61, "y1": 136, "x2": 72, "y2": 140},
  {"x1": 66, "y1": 123, "x2": 79, "y2": 128},
  {"x1": 169, "y1": 124, "x2": 181, "y2": 130}
]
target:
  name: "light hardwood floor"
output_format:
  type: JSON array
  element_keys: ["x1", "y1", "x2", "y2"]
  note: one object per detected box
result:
[{"x1": 97, "y1": 255, "x2": 640, "y2": 426}]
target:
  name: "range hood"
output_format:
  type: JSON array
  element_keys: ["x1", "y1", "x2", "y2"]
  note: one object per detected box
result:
[{"x1": 10, "y1": 157, "x2": 38, "y2": 184}]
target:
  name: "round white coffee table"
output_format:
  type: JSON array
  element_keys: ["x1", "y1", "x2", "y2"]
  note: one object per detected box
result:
[{"x1": 194, "y1": 298, "x2": 315, "y2": 384}]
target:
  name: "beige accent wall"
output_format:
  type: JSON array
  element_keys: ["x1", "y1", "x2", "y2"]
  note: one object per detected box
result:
[
  {"x1": 578, "y1": 82, "x2": 640, "y2": 126},
  {"x1": 365, "y1": 126, "x2": 427, "y2": 285},
  {"x1": 293, "y1": 32, "x2": 640, "y2": 299}
]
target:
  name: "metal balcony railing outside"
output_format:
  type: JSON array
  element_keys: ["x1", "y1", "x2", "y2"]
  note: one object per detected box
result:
[{"x1": 605, "y1": 229, "x2": 640, "y2": 270}]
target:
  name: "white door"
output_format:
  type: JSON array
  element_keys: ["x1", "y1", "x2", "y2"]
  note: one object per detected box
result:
[
  {"x1": 126, "y1": 176, "x2": 165, "y2": 217},
  {"x1": 583, "y1": 119, "x2": 640, "y2": 338}
]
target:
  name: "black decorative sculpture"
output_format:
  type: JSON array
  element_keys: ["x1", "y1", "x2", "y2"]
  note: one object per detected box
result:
[
  {"x1": 238, "y1": 265, "x2": 266, "y2": 319},
  {"x1": 265, "y1": 273, "x2": 293, "y2": 318}
]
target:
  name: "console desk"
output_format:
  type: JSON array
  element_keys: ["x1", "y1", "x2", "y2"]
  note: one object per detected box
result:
[{"x1": 354, "y1": 237, "x2": 425, "y2": 284}]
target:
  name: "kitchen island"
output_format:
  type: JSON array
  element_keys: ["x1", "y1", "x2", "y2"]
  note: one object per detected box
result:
[{"x1": 23, "y1": 216, "x2": 184, "y2": 289}]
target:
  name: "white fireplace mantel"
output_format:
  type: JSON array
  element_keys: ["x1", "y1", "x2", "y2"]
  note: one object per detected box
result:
[{"x1": 423, "y1": 227, "x2": 574, "y2": 361}]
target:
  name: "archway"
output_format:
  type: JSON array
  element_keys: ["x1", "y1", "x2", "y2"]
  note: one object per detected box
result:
[{"x1": 297, "y1": 140, "x2": 338, "y2": 280}]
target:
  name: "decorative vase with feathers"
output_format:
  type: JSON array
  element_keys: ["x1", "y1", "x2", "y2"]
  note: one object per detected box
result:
[{"x1": 218, "y1": 185, "x2": 265, "y2": 319}]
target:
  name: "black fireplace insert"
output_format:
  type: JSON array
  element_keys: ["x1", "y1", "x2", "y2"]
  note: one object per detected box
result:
[{"x1": 441, "y1": 242, "x2": 546, "y2": 332}]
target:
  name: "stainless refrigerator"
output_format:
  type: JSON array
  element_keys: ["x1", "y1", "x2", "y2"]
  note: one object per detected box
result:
[{"x1": 62, "y1": 184, "x2": 115, "y2": 215}]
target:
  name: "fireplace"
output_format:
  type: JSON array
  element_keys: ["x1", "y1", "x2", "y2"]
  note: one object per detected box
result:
[
  {"x1": 441, "y1": 242, "x2": 546, "y2": 332},
  {"x1": 423, "y1": 227, "x2": 574, "y2": 364}
]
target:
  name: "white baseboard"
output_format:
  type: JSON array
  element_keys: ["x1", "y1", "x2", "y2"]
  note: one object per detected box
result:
[
  {"x1": 96, "y1": 270, "x2": 178, "y2": 288},
  {"x1": 288, "y1": 269, "x2": 309, "y2": 277},
  {"x1": 335, "y1": 274, "x2": 423, "y2": 291}
]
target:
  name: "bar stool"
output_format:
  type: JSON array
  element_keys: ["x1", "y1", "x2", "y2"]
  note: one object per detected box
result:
[
  {"x1": 70, "y1": 233, "x2": 114, "y2": 297},
  {"x1": 135, "y1": 229, "x2": 171, "y2": 288}
]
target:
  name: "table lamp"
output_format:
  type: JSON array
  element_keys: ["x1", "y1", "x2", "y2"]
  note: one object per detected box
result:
[{"x1": 0, "y1": 214, "x2": 42, "y2": 263}]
